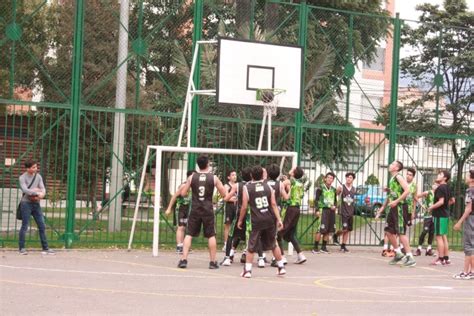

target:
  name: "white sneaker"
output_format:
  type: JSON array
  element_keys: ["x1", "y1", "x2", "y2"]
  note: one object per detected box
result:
[
  {"x1": 240, "y1": 269, "x2": 252, "y2": 278},
  {"x1": 221, "y1": 258, "x2": 232, "y2": 266},
  {"x1": 222, "y1": 243, "x2": 226, "y2": 252},
  {"x1": 258, "y1": 257, "x2": 265, "y2": 268},
  {"x1": 277, "y1": 267, "x2": 286, "y2": 276},
  {"x1": 282, "y1": 256, "x2": 288, "y2": 265},
  {"x1": 295, "y1": 253, "x2": 307, "y2": 264}
]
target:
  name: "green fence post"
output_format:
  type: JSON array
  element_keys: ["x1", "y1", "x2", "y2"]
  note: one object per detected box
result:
[
  {"x1": 387, "y1": 13, "x2": 401, "y2": 165},
  {"x1": 63, "y1": 0, "x2": 85, "y2": 248},
  {"x1": 188, "y1": 0, "x2": 203, "y2": 170},
  {"x1": 345, "y1": 14, "x2": 354, "y2": 121},
  {"x1": 295, "y1": 0, "x2": 308, "y2": 164}
]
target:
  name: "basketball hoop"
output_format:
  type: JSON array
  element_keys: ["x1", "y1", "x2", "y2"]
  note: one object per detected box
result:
[
  {"x1": 256, "y1": 88, "x2": 286, "y2": 116},
  {"x1": 255, "y1": 88, "x2": 286, "y2": 151}
]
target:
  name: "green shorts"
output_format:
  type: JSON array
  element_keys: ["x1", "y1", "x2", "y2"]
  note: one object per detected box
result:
[{"x1": 434, "y1": 217, "x2": 448, "y2": 236}]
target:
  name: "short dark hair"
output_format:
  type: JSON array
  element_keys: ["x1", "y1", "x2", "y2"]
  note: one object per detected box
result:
[
  {"x1": 226, "y1": 169, "x2": 236, "y2": 178},
  {"x1": 186, "y1": 170, "x2": 194, "y2": 177},
  {"x1": 293, "y1": 166, "x2": 304, "y2": 179},
  {"x1": 24, "y1": 160, "x2": 37, "y2": 169},
  {"x1": 345, "y1": 172, "x2": 355, "y2": 179},
  {"x1": 395, "y1": 160, "x2": 403, "y2": 171},
  {"x1": 196, "y1": 155, "x2": 209, "y2": 170},
  {"x1": 251, "y1": 165, "x2": 264, "y2": 181},
  {"x1": 407, "y1": 167, "x2": 416, "y2": 176},
  {"x1": 325, "y1": 172, "x2": 336, "y2": 179},
  {"x1": 241, "y1": 167, "x2": 252, "y2": 182},
  {"x1": 267, "y1": 164, "x2": 280, "y2": 180},
  {"x1": 469, "y1": 170, "x2": 474, "y2": 180},
  {"x1": 439, "y1": 170, "x2": 451, "y2": 182}
]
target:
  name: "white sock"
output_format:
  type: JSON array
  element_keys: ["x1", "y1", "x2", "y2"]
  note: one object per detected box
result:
[
  {"x1": 245, "y1": 263, "x2": 252, "y2": 271},
  {"x1": 406, "y1": 252, "x2": 412, "y2": 257},
  {"x1": 418, "y1": 246, "x2": 422, "y2": 250},
  {"x1": 390, "y1": 245, "x2": 394, "y2": 250},
  {"x1": 230, "y1": 249, "x2": 235, "y2": 257},
  {"x1": 277, "y1": 260, "x2": 285, "y2": 268},
  {"x1": 395, "y1": 247, "x2": 401, "y2": 254},
  {"x1": 177, "y1": 243, "x2": 183, "y2": 247},
  {"x1": 427, "y1": 245, "x2": 432, "y2": 250},
  {"x1": 258, "y1": 256, "x2": 264, "y2": 260},
  {"x1": 400, "y1": 244, "x2": 404, "y2": 249},
  {"x1": 383, "y1": 244, "x2": 388, "y2": 250}
]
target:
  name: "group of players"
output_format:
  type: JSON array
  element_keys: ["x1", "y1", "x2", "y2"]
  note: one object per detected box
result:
[{"x1": 165, "y1": 155, "x2": 474, "y2": 279}]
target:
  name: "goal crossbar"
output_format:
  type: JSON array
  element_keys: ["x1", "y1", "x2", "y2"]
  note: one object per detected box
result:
[{"x1": 128, "y1": 145, "x2": 298, "y2": 257}]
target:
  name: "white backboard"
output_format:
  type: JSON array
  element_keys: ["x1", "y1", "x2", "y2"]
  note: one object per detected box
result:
[{"x1": 217, "y1": 38, "x2": 303, "y2": 110}]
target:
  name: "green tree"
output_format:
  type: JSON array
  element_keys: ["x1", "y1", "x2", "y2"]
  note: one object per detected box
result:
[
  {"x1": 376, "y1": 0, "x2": 473, "y2": 216},
  {"x1": 365, "y1": 174, "x2": 380, "y2": 185}
]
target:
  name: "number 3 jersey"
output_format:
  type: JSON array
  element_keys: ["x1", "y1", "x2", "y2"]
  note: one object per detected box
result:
[
  {"x1": 191, "y1": 172, "x2": 215, "y2": 215},
  {"x1": 246, "y1": 181, "x2": 275, "y2": 230}
]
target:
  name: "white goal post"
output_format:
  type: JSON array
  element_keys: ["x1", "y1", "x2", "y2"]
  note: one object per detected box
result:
[{"x1": 127, "y1": 145, "x2": 298, "y2": 257}]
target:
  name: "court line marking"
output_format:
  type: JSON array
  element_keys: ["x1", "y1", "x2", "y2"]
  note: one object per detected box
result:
[
  {"x1": 1, "y1": 279, "x2": 473, "y2": 304},
  {"x1": 313, "y1": 276, "x2": 474, "y2": 301}
]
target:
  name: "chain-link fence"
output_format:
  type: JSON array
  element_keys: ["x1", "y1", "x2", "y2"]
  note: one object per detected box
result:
[{"x1": 1, "y1": 0, "x2": 472, "y2": 249}]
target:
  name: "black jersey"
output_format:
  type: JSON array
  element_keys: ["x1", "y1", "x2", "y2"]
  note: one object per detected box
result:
[
  {"x1": 246, "y1": 181, "x2": 274, "y2": 230},
  {"x1": 266, "y1": 179, "x2": 281, "y2": 206},
  {"x1": 225, "y1": 183, "x2": 236, "y2": 208},
  {"x1": 340, "y1": 185, "x2": 356, "y2": 217},
  {"x1": 191, "y1": 172, "x2": 214, "y2": 215}
]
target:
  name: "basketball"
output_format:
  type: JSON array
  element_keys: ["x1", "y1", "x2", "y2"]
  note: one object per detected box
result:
[{"x1": 261, "y1": 90, "x2": 274, "y2": 103}]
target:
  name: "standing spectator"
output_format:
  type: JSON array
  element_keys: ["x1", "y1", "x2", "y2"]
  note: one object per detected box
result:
[
  {"x1": 452, "y1": 170, "x2": 474, "y2": 279},
  {"x1": 18, "y1": 160, "x2": 55, "y2": 255}
]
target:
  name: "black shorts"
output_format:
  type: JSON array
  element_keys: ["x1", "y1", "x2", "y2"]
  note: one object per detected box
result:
[
  {"x1": 319, "y1": 208, "x2": 336, "y2": 234},
  {"x1": 384, "y1": 206, "x2": 406, "y2": 235},
  {"x1": 423, "y1": 217, "x2": 434, "y2": 232},
  {"x1": 340, "y1": 213, "x2": 354, "y2": 232},
  {"x1": 230, "y1": 217, "x2": 246, "y2": 240},
  {"x1": 174, "y1": 204, "x2": 189, "y2": 227},
  {"x1": 224, "y1": 203, "x2": 237, "y2": 224},
  {"x1": 248, "y1": 225, "x2": 277, "y2": 253},
  {"x1": 186, "y1": 212, "x2": 215, "y2": 238},
  {"x1": 278, "y1": 206, "x2": 300, "y2": 241},
  {"x1": 402, "y1": 204, "x2": 412, "y2": 227}
]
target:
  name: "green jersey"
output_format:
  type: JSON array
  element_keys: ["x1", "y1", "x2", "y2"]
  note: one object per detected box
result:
[
  {"x1": 423, "y1": 190, "x2": 434, "y2": 219},
  {"x1": 288, "y1": 178, "x2": 304, "y2": 207},
  {"x1": 388, "y1": 174, "x2": 403, "y2": 203},
  {"x1": 405, "y1": 181, "x2": 417, "y2": 212},
  {"x1": 176, "y1": 191, "x2": 191, "y2": 208},
  {"x1": 317, "y1": 184, "x2": 337, "y2": 209}
]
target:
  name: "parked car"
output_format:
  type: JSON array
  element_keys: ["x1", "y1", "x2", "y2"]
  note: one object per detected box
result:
[{"x1": 354, "y1": 185, "x2": 387, "y2": 217}]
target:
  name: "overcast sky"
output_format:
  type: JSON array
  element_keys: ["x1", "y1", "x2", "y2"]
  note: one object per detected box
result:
[{"x1": 395, "y1": 0, "x2": 473, "y2": 21}]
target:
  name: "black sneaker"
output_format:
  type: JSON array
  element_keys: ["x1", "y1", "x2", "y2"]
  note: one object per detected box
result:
[
  {"x1": 270, "y1": 258, "x2": 278, "y2": 267},
  {"x1": 240, "y1": 253, "x2": 247, "y2": 264},
  {"x1": 333, "y1": 234, "x2": 340, "y2": 245},
  {"x1": 426, "y1": 249, "x2": 435, "y2": 256},
  {"x1": 414, "y1": 249, "x2": 421, "y2": 256},
  {"x1": 178, "y1": 259, "x2": 188, "y2": 269},
  {"x1": 176, "y1": 246, "x2": 183, "y2": 254},
  {"x1": 311, "y1": 248, "x2": 320, "y2": 254},
  {"x1": 401, "y1": 248, "x2": 407, "y2": 255},
  {"x1": 341, "y1": 246, "x2": 349, "y2": 253},
  {"x1": 209, "y1": 261, "x2": 219, "y2": 269},
  {"x1": 320, "y1": 247, "x2": 329, "y2": 254}
]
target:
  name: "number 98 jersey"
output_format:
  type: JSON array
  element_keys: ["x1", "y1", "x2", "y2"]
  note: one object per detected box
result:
[{"x1": 246, "y1": 181, "x2": 274, "y2": 230}]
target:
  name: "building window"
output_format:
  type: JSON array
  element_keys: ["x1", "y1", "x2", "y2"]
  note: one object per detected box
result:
[
  {"x1": 363, "y1": 47, "x2": 385, "y2": 72},
  {"x1": 361, "y1": 96, "x2": 382, "y2": 121}
]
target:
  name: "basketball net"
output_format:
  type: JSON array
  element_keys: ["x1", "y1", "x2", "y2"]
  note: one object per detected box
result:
[{"x1": 256, "y1": 88, "x2": 285, "y2": 151}]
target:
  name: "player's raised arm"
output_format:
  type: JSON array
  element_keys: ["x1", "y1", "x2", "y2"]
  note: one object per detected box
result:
[
  {"x1": 180, "y1": 175, "x2": 192, "y2": 197},
  {"x1": 214, "y1": 176, "x2": 228, "y2": 199}
]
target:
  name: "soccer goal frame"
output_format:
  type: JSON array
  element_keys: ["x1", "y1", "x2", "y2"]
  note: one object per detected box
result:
[{"x1": 127, "y1": 145, "x2": 298, "y2": 257}]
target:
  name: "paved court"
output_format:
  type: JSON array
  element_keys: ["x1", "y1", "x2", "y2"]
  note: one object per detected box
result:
[{"x1": 1, "y1": 247, "x2": 472, "y2": 315}]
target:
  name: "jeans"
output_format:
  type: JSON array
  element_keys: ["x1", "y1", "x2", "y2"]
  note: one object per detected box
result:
[{"x1": 18, "y1": 201, "x2": 49, "y2": 250}]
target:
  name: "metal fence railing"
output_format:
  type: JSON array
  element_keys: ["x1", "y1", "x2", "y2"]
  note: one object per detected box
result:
[{"x1": 1, "y1": 0, "x2": 472, "y2": 248}]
